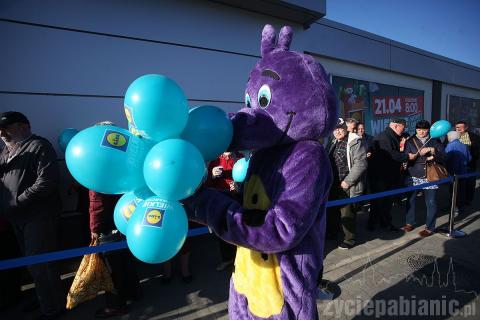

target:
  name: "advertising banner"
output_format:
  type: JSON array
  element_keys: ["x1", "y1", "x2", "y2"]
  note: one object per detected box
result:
[{"x1": 332, "y1": 76, "x2": 424, "y2": 136}]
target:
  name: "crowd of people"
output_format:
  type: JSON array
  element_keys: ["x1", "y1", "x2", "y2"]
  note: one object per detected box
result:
[
  {"x1": 1, "y1": 111, "x2": 479, "y2": 318},
  {"x1": 325, "y1": 116, "x2": 479, "y2": 250}
]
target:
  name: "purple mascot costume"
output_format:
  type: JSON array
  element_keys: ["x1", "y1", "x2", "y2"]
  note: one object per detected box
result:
[{"x1": 187, "y1": 25, "x2": 338, "y2": 319}]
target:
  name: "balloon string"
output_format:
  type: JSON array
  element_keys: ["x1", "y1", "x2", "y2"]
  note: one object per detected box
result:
[{"x1": 414, "y1": 137, "x2": 432, "y2": 156}]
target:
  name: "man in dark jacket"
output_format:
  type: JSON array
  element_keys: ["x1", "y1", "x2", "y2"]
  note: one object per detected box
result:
[
  {"x1": 455, "y1": 121, "x2": 480, "y2": 204},
  {"x1": 367, "y1": 118, "x2": 417, "y2": 231},
  {"x1": 0, "y1": 111, "x2": 65, "y2": 319}
]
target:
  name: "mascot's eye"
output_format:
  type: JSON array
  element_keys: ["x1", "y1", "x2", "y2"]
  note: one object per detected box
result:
[
  {"x1": 257, "y1": 84, "x2": 271, "y2": 108},
  {"x1": 245, "y1": 92, "x2": 252, "y2": 108}
]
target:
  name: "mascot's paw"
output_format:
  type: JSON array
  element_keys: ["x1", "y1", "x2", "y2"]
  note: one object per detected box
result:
[{"x1": 181, "y1": 191, "x2": 208, "y2": 225}]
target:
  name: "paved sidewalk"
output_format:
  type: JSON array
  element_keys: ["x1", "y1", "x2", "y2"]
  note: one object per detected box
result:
[{"x1": 2, "y1": 185, "x2": 480, "y2": 319}]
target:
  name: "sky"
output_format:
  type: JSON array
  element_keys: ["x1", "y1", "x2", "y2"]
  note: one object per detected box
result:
[{"x1": 325, "y1": 0, "x2": 480, "y2": 68}]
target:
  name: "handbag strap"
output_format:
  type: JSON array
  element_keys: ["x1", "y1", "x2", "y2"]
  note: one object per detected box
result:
[
  {"x1": 411, "y1": 136, "x2": 430, "y2": 166},
  {"x1": 411, "y1": 137, "x2": 421, "y2": 152}
]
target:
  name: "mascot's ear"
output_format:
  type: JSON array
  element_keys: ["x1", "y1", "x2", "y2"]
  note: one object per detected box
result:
[
  {"x1": 278, "y1": 26, "x2": 293, "y2": 51},
  {"x1": 261, "y1": 24, "x2": 276, "y2": 57}
]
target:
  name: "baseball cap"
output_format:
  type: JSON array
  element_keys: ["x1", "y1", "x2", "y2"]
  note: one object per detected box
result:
[
  {"x1": 0, "y1": 111, "x2": 30, "y2": 128},
  {"x1": 391, "y1": 118, "x2": 406, "y2": 126},
  {"x1": 335, "y1": 118, "x2": 347, "y2": 129}
]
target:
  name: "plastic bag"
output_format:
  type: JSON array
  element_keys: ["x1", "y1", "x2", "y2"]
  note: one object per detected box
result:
[{"x1": 66, "y1": 239, "x2": 114, "y2": 309}]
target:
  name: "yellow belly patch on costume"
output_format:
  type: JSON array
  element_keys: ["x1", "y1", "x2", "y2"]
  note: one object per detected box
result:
[
  {"x1": 233, "y1": 248, "x2": 284, "y2": 318},
  {"x1": 243, "y1": 175, "x2": 272, "y2": 211},
  {"x1": 232, "y1": 175, "x2": 284, "y2": 318}
]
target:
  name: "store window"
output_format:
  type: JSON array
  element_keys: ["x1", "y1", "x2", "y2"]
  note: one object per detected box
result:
[
  {"x1": 332, "y1": 76, "x2": 424, "y2": 135},
  {"x1": 448, "y1": 95, "x2": 480, "y2": 134}
]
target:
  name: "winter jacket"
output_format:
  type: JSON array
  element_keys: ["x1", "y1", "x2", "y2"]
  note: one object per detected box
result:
[
  {"x1": 404, "y1": 136, "x2": 446, "y2": 179},
  {"x1": 89, "y1": 191, "x2": 120, "y2": 234},
  {"x1": 369, "y1": 126, "x2": 409, "y2": 185},
  {"x1": 0, "y1": 135, "x2": 60, "y2": 223},
  {"x1": 445, "y1": 139, "x2": 471, "y2": 175},
  {"x1": 327, "y1": 133, "x2": 367, "y2": 197},
  {"x1": 206, "y1": 154, "x2": 237, "y2": 191},
  {"x1": 343, "y1": 133, "x2": 368, "y2": 197},
  {"x1": 360, "y1": 133, "x2": 374, "y2": 155},
  {"x1": 463, "y1": 131, "x2": 480, "y2": 170}
]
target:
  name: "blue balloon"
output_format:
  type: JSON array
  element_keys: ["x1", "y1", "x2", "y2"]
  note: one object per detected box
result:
[
  {"x1": 126, "y1": 197, "x2": 188, "y2": 264},
  {"x1": 144, "y1": 139, "x2": 206, "y2": 200},
  {"x1": 232, "y1": 158, "x2": 250, "y2": 183},
  {"x1": 181, "y1": 106, "x2": 233, "y2": 161},
  {"x1": 430, "y1": 120, "x2": 451, "y2": 139},
  {"x1": 124, "y1": 74, "x2": 189, "y2": 141},
  {"x1": 66, "y1": 125, "x2": 150, "y2": 194},
  {"x1": 114, "y1": 187, "x2": 155, "y2": 235},
  {"x1": 58, "y1": 128, "x2": 79, "y2": 152}
]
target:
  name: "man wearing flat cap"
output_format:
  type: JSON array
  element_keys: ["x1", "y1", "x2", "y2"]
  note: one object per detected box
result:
[
  {"x1": 367, "y1": 118, "x2": 418, "y2": 232},
  {"x1": 0, "y1": 111, "x2": 65, "y2": 319}
]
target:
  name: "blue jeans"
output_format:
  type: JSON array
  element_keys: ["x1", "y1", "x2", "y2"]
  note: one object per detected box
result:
[{"x1": 405, "y1": 189, "x2": 437, "y2": 231}]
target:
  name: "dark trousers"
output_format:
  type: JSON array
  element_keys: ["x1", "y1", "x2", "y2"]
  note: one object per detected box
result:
[
  {"x1": 368, "y1": 178, "x2": 396, "y2": 227},
  {"x1": 326, "y1": 187, "x2": 357, "y2": 245},
  {"x1": 11, "y1": 214, "x2": 65, "y2": 315},
  {"x1": 101, "y1": 236, "x2": 140, "y2": 309},
  {"x1": 217, "y1": 238, "x2": 236, "y2": 262},
  {"x1": 465, "y1": 176, "x2": 476, "y2": 204},
  {"x1": 0, "y1": 224, "x2": 22, "y2": 309},
  {"x1": 450, "y1": 180, "x2": 467, "y2": 212}
]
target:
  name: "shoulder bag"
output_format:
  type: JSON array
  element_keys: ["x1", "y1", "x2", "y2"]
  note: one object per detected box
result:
[{"x1": 412, "y1": 138, "x2": 449, "y2": 182}]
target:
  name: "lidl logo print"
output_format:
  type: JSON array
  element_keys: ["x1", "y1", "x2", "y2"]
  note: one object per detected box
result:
[
  {"x1": 122, "y1": 202, "x2": 136, "y2": 221},
  {"x1": 142, "y1": 208, "x2": 164, "y2": 228},
  {"x1": 101, "y1": 130, "x2": 129, "y2": 152}
]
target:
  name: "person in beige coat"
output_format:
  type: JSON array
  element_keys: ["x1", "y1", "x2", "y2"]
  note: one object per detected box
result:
[{"x1": 326, "y1": 118, "x2": 367, "y2": 249}]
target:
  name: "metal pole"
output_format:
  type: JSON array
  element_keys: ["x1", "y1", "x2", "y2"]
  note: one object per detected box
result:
[
  {"x1": 448, "y1": 176, "x2": 459, "y2": 234},
  {"x1": 437, "y1": 175, "x2": 466, "y2": 238}
]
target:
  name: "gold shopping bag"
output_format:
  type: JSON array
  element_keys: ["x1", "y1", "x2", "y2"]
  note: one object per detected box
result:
[{"x1": 66, "y1": 239, "x2": 114, "y2": 309}]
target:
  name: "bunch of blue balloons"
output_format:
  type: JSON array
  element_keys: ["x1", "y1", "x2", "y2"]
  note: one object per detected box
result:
[{"x1": 65, "y1": 74, "x2": 233, "y2": 264}]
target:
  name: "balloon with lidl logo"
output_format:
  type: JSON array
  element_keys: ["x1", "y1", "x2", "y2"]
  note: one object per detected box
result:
[
  {"x1": 58, "y1": 128, "x2": 79, "y2": 153},
  {"x1": 65, "y1": 125, "x2": 150, "y2": 194},
  {"x1": 114, "y1": 187, "x2": 155, "y2": 235},
  {"x1": 181, "y1": 105, "x2": 233, "y2": 161},
  {"x1": 429, "y1": 120, "x2": 451, "y2": 139},
  {"x1": 124, "y1": 74, "x2": 189, "y2": 142},
  {"x1": 126, "y1": 197, "x2": 188, "y2": 264},
  {"x1": 143, "y1": 139, "x2": 206, "y2": 200},
  {"x1": 232, "y1": 157, "x2": 250, "y2": 183}
]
